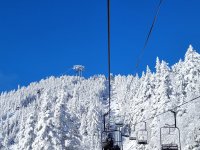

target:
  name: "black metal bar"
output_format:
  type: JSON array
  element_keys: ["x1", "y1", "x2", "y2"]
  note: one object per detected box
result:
[
  {"x1": 160, "y1": 127, "x2": 162, "y2": 150},
  {"x1": 107, "y1": 0, "x2": 111, "y2": 126},
  {"x1": 103, "y1": 114, "x2": 106, "y2": 131},
  {"x1": 121, "y1": 131, "x2": 123, "y2": 150},
  {"x1": 177, "y1": 127, "x2": 182, "y2": 150},
  {"x1": 174, "y1": 112, "x2": 177, "y2": 128},
  {"x1": 170, "y1": 110, "x2": 177, "y2": 128},
  {"x1": 144, "y1": 122, "x2": 147, "y2": 130},
  {"x1": 103, "y1": 112, "x2": 109, "y2": 131}
]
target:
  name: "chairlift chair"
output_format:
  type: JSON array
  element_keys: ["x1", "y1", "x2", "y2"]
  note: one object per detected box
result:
[
  {"x1": 101, "y1": 131, "x2": 114, "y2": 150},
  {"x1": 115, "y1": 121, "x2": 123, "y2": 127},
  {"x1": 161, "y1": 144, "x2": 178, "y2": 150},
  {"x1": 137, "y1": 130, "x2": 148, "y2": 144},
  {"x1": 101, "y1": 130, "x2": 123, "y2": 150},
  {"x1": 129, "y1": 137, "x2": 136, "y2": 140},
  {"x1": 121, "y1": 124, "x2": 130, "y2": 137},
  {"x1": 129, "y1": 124, "x2": 137, "y2": 140},
  {"x1": 160, "y1": 126, "x2": 181, "y2": 150},
  {"x1": 115, "y1": 115, "x2": 124, "y2": 127},
  {"x1": 137, "y1": 122, "x2": 148, "y2": 145}
]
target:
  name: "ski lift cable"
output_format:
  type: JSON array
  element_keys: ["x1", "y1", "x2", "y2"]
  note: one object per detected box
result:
[
  {"x1": 135, "y1": 0, "x2": 164, "y2": 70},
  {"x1": 107, "y1": 0, "x2": 111, "y2": 125},
  {"x1": 133, "y1": 95, "x2": 200, "y2": 126}
]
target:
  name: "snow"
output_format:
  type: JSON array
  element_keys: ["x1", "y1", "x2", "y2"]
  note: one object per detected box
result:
[{"x1": 0, "y1": 45, "x2": 200, "y2": 149}]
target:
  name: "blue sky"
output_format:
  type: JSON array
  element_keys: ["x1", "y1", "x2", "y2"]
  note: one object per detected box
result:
[{"x1": 0, "y1": 0, "x2": 200, "y2": 91}]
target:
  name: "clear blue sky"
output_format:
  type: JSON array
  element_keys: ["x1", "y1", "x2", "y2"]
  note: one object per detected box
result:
[{"x1": 0, "y1": 0, "x2": 200, "y2": 91}]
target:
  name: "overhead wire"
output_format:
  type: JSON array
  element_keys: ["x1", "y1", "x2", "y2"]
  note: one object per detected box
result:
[
  {"x1": 106, "y1": 0, "x2": 164, "y2": 124},
  {"x1": 133, "y1": 95, "x2": 200, "y2": 126},
  {"x1": 104, "y1": 0, "x2": 164, "y2": 133},
  {"x1": 135, "y1": 0, "x2": 164, "y2": 71},
  {"x1": 107, "y1": 0, "x2": 111, "y2": 126},
  {"x1": 105, "y1": 0, "x2": 164, "y2": 128}
]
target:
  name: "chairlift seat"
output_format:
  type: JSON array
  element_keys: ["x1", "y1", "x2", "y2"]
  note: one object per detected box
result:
[
  {"x1": 115, "y1": 122, "x2": 123, "y2": 126},
  {"x1": 161, "y1": 144, "x2": 178, "y2": 150},
  {"x1": 137, "y1": 140, "x2": 148, "y2": 145},
  {"x1": 129, "y1": 137, "x2": 136, "y2": 140},
  {"x1": 137, "y1": 129, "x2": 148, "y2": 145},
  {"x1": 122, "y1": 134, "x2": 129, "y2": 137},
  {"x1": 160, "y1": 126, "x2": 181, "y2": 150}
]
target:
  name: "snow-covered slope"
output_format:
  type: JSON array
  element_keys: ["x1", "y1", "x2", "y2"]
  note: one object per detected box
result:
[
  {"x1": 0, "y1": 76, "x2": 107, "y2": 150},
  {"x1": 1, "y1": 45, "x2": 200, "y2": 150}
]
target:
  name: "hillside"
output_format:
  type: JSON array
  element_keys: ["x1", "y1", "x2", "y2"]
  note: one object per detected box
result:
[{"x1": 0, "y1": 45, "x2": 200, "y2": 150}]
